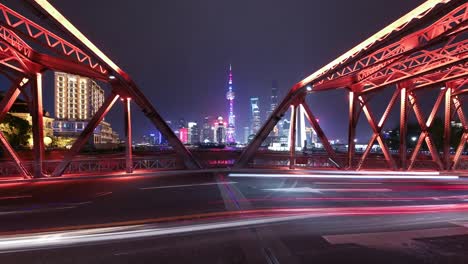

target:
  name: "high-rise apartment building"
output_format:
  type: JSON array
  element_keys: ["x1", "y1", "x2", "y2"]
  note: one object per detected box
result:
[
  {"x1": 250, "y1": 97, "x2": 261, "y2": 136},
  {"x1": 266, "y1": 80, "x2": 278, "y2": 119},
  {"x1": 53, "y1": 72, "x2": 119, "y2": 145},
  {"x1": 214, "y1": 116, "x2": 226, "y2": 144},
  {"x1": 187, "y1": 122, "x2": 200, "y2": 144},
  {"x1": 54, "y1": 72, "x2": 104, "y2": 120},
  {"x1": 201, "y1": 116, "x2": 214, "y2": 143}
]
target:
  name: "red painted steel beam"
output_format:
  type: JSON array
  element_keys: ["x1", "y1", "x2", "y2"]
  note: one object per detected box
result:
[
  {"x1": 301, "y1": 101, "x2": 341, "y2": 168},
  {"x1": 407, "y1": 91, "x2": 444, "y2": 170},
  {"x1": 315, "y1": 1, "x2": 468, "y2": 91},
  {"x1": 347, "y1": 91, "x2": 358, "y2": 169},
  {"x1": 356, "y1": 92, "x2": 398, "y2": 170},
  {"x1": 52, "y1": 92, "x2": 120, "y2": 177},
  {"x1": 0, "y1": 76, "x2": 30, "y2": 178},
  {"x1": 303, "y1": 0, "x2": 466, "y2": 92},
  {"x1": 30, "y1": 72, "x2": 45, "y2": 178},
  {"x1": 123, "y1": 98, "x2": 133, "y2": 174},
  {"x1": 289, "y1": 105, "x2": 297, "y2": 169},
  {"x1": 0, "y1": 31, "x2": 108, "y2": 80},
  {"x1": 443, "y1": 84, "x2": 453, "y2": 169},
  {"x1": 398, "y1": 83, "x2": 410, "y2": 169},
  {"x1": 0, "y1": 3, "x2": 108, "y2": 75},
  {"x1": 359, "y1": 40, "x2": 468, "y2": 93}
]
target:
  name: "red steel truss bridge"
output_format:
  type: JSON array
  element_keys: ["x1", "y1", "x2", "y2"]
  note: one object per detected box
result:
[{"x1": 0, "y1": 0, "x2": 466, "y2": 179}]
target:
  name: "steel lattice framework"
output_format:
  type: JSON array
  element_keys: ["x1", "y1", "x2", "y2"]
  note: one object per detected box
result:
[
  {"x1": 0, "y1": 0, "x2": 201, "y2": 179},
  {"x1": 236, "y1": 0, "x2": 468, "y2": 171}
]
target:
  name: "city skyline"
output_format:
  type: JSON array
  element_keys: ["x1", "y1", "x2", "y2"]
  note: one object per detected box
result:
[{"x1": 31, "y1": 0, "x2": 426, "y2": 142}]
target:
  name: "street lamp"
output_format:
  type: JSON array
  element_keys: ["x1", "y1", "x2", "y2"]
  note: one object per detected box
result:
[{"x1": 411, "y1": 136, "x2": 417, "y2": 142}]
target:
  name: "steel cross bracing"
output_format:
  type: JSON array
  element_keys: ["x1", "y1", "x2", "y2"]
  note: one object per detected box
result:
[
  {"x1": 0, "y1": 0, "x2": 200, "y2": 178},
  {"x1": 236, "y1": 0, "x2": 468, "y2": 170}
]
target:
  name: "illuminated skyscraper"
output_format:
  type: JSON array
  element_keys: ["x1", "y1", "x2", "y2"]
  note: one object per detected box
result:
[
  {"x1": 266, "y1": 80, "x2": 278, "y2": 119},
  {"x1": 214, "y1": 116, "x2": 227, "y2": 144},
  {"x1": 250, "y1": 97, "x2": 261, "y2": 135},
  {"x1": 226, "y1": 65, "x2": 236, "y2": 143}
]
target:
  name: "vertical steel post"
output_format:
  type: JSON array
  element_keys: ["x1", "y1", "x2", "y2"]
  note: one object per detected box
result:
[
  {"x1": 289, "y1": 105, "x2": 297, "y2": 169},
  {"x1": 443, "y1": 85, "x2": 452, "y2": 170},
  {"x1": 399, "y1": 85, "x2": 408, "y2": 170},
  {"x1": 30, "y1": 73, "x2": 45, "y2": 178},
  {"x1": 124, "y1": 98, "x2": 133, "y2": 173},
  {"x1": 347, "y1": 91, "x2": 356, "y2": 169}
]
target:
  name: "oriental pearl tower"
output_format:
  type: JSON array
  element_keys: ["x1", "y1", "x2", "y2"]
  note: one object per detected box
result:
[{"x1": 226, "y1": 64, "x2": 236, "y2": 143}]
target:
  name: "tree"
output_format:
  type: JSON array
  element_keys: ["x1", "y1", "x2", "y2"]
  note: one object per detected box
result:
[
  {"x1": 0, "y1": 113, "x2": 32, "y2": 147},
  {"x1": 384, "y1": 117, "x2": 463, "y2": 151}
]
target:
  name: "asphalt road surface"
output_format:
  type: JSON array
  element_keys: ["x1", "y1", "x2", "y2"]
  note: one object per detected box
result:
[{"x1": 0, "y1": 171, "x2": 467, "y2": 263}]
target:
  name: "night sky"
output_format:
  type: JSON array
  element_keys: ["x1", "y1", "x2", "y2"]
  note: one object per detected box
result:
[{"x1": 13, "y1": 1, "x2": 429, "y2": 142}]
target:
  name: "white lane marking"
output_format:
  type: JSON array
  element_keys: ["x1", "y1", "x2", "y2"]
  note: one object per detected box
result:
[
  {"x1": 229, "y1": 173, "x2": 458, "y2": 180},
  {"x1": 140, "y1": 182, "x2": 236, "y2": 190},
  {"x1": 95, "y1": 192, "x2": 112, "y2": 198},
  {"x1": 0, "y1": 195, "x2": 32, "y2": 200},
  {"x1": 262, "y1": 187, "x2": 392, "y2": 193},
  {"x1": 0, "y1": 214, "x2": 322, "y2": 253}
]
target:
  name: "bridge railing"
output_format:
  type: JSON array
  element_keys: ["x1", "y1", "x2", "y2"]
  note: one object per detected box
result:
[{"x1": 0, "y1": 156, "x2": 183, "y2": 178}]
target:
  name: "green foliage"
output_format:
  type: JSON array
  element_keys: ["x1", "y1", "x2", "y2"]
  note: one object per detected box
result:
[{"x1": 0, "y1": 114, "x2": 31, "y2": 147}]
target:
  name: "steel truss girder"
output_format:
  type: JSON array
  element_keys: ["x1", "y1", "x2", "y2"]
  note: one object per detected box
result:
[
  {"x1": 407, "y1": 90, "x2": 444, "y2": 170},
  {"x1": 312, "y1": 1, "x2": 468, "y2": 91},
  {"x1": 356, "y1": 91, "x2": 398, "y2": 170},
  {"x1": 0, "y1": 3, "x2": 108, "y2": 75},
  {"x1": 0, "y1": 27, "x2": 108, "y2": 80},
  {"x1": 237, "y1": 1, "x2": 467, "y2": 170},
  {"x1": 358, "y1": 38, "x2": 468, "y2": 93}
]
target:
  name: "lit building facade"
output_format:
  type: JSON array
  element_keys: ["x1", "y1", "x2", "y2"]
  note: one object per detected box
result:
[
  {"x1": 250, "y1": 97, "x2": 261, "y2": 136},
  {"x1": 187, "y1": 122, "x2": 200, "y2": 144},
  {"x1": 179, "y1": 127, "x2": 188, "y2": 144},
  {"x1": 53, "y1": 72, "x2": 119, "y2": 145},
  {"x1": 201, "y1": 116, "x2": 214, "y2": 143},
  {"x1": 226, "y1": 65, "x2": 236, "y2": 143},
  {"x1": 214, "y1": 116, "x2": 226, "y2": 144},
  {"x1": 266, "y1": 80, "x2": 278, "y2": 120}
]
